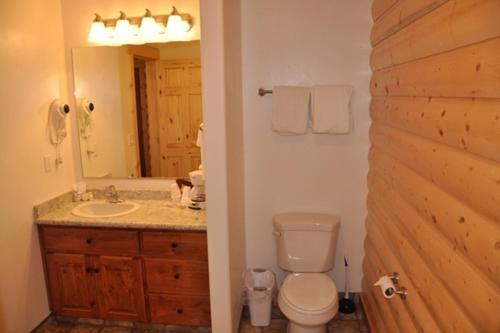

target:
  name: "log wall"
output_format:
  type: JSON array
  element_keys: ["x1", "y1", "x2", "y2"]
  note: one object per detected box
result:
[{"x1": 363, "y1": 1, "x2": 500, "y2": 332}]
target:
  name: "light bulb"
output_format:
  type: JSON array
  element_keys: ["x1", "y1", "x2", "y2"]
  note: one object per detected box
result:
[
  {"x1": 88, "y1": 14, "x2": 106, "y2": 43},
  {"x1": 114, "y1": 11, "x2": 132, "y2": 41},
  {"x1": 165, "y1": 6, "x2": 191, "y2": 40},
  {"x1": 181, "y1": 20, "x2": 190, "y2": 32},
  {"x1": 139, "y1": 9, "x2": 161, "y2": 40}
]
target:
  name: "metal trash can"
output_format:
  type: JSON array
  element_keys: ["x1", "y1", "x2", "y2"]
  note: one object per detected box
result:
[{"x1": 244, "y1": 269, "x2": 276, "y2": 327}]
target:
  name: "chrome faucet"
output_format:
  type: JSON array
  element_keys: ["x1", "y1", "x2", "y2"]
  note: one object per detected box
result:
[{"x1": 104, "y1": 185, "x2": 124, "y2": 203}]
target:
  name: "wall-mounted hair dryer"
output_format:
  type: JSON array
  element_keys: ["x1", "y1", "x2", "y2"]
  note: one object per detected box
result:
[
  {"x1": 82, "y1": 99, "x2": 95, "y2": 113},
  {"x1": 79, "y1": 98, "x2": 95, "y2": 137},
  {"x1": 78, "y1": 98, "x2": 97, "y2": 157},
  {"x1": 48, "y1": 99, "x2": 70, "y2": 165}
]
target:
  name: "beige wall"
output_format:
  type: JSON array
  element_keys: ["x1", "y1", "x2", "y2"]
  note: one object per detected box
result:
[
  {"x1": 223, "y1": 0, "x2": 246, "y2": 330},
  {"x1": 158, "y1": 41, "x2": 201, "y2": 60},
  {"x1": 241, "y1": 0, "x2": 372, "y2": 290},
  {"x1": 0, "y1": 0, "x2": 74, "y2": 332},
  {"x1": 200, "y1": 0, "x2": 246, "y2": 331}
]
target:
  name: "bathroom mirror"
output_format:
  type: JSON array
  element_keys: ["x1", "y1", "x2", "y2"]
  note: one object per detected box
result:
[{"x1": 72, "y1": 41, "x2": 202, "y2": 178}]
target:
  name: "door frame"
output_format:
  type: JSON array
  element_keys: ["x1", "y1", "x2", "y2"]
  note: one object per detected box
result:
[{"x1": 127, "y1": 46, "x2": 160, "y2": 177}]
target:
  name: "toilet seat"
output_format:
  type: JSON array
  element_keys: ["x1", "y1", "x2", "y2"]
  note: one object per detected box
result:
[
  {"x1": 278, "y1": 273, "x2": 338, "y2": 328},
  {"x1": 280, "y1": 273, "x2": 338, "y2": 314}
]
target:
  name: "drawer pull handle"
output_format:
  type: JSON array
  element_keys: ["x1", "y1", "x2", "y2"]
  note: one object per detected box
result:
[
  {"x1": 173, "y1": 273, "x2": 180, "y2": 279},
  {"x1": 94, "y1": 268, "x2": 100, "y2": 274},
  {"x1": 176, "y1": 308, "x2": 183, "y2": 315},
  {"x1": 86, "y1": 239, "x2": 92, "y2": 245},
  {"x1": 86, "y1": 267, "x2": 92, "y2": 273},
  {"x1": 171, "y1": 242, "x2": 178, "y2": 249}
]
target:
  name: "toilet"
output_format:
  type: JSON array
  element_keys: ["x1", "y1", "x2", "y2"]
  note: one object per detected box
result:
[{"x1": 273, "y1": 212, "x2": 341, "y2": 333}]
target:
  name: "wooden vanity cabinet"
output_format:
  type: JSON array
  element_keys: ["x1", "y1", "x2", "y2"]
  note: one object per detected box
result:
[
  {"x1": 41, "y1": 227, "x2": 146, "y2": 322},
  {"x1": 38, "y1": 226, "x2": 210, "y2": 326}
]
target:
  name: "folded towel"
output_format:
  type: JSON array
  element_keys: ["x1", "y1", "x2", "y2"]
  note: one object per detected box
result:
[
  {"x1": 272, "y1": 86, "x2": 310, "y2": 134},
  {"x1": 196, "y1": 123, "x2": 204, "y2": 169},
  {"x1": 311, "y1": 85, "x2": 353, "y2": 134}
]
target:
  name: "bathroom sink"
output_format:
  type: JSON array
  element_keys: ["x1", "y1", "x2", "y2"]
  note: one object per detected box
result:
[{"x1": 72, "y1": 200, "x2": 140, "y2": 218}]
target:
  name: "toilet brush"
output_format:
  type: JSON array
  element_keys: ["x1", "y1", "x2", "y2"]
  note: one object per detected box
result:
[{"x1": 339, "y1": 256, "x2": 356, "y2": 314}]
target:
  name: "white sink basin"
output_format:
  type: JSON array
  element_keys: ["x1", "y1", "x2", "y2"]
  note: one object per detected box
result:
[{"x1": 72, "y1": 200, "x2": 140, "y2": 218}]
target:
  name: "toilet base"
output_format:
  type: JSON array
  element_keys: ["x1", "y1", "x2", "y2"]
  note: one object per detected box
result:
[{"x1": 287, "y1": 321, "x2": 327, "y2": 333}]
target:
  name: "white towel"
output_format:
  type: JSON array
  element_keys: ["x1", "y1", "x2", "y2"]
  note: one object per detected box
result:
[
  {"x1": 196, "y1": 123, "x2": 204, "y2": 169},
  {"x1": 272, "y1": 86, "x2": 310, "y2": 134},
  {"x1": 311, "y1": 85, "x2": 353, "y2": 134}
]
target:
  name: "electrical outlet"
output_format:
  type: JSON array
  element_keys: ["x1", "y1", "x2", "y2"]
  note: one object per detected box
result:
[{"x1": 43, "y1": 155, "x2": 53, "y2": 173}]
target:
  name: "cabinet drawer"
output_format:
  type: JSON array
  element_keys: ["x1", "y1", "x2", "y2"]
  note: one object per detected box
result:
[
  {"x1": 42, "y1": 227, "x2": 139, "y2": 255},
  {"x1": 149, "y1": 293, "x2": 211, "y2": 326},
  {"x1": 142, "y1": 231, "x2": 207, "y2": 260},
  {"x1": 144, "y1": 258, "x2": 209, "y2": 295}
]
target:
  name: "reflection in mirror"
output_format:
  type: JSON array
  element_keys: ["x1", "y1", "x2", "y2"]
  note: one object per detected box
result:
[{"x1": 73, "y1": 41, "x2": 202, "y2": 178}]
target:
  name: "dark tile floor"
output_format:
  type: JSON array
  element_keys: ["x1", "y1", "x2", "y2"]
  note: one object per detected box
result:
[
  {"x1": 239, "y1": 318, "x2": 368, "y2": 333},
  {"x1": 239, "y1": 293, "x2": 369, "y2": 333},
  {"x1": 35, "y1": 295, "x2": 368, "y2": 333},
  {"x1": 34, "y1": 317, "x2": 211, "y2": 333}
]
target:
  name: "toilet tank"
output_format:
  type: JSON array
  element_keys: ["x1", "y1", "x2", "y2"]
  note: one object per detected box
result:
[{"x1": 273, "y1": 213, "x2": 340, "y2": 273}]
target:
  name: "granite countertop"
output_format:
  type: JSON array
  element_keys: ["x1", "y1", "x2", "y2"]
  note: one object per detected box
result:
[{"x1": 34, "y1": 190, "x2": 207, "y2": 231}]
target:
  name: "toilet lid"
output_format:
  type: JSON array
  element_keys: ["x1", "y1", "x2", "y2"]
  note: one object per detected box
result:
[{"x1": 281, "y1": 273, "x2": 337, "y2": 313}]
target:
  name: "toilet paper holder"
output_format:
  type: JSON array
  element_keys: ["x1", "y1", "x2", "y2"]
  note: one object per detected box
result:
[
  {"x1": 388, "y1": 272, "x2": 408, "y2": 300},
  {"x1": 375, "y1": 272, "x2": 408, "y2": 300},
  {"x1": 389, "y1": 272, "x2": 400, "y2": 284},
  {"x1": 386, "y1": 286, "x2": 408, "y2": 300}
]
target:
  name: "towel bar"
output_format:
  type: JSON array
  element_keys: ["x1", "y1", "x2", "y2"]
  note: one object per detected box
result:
[{"x1": 258, "y1": 88, "x2": 273, "y2": 96}]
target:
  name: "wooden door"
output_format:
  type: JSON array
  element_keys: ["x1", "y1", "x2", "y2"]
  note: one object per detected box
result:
[
  {"x1": 46, "y1": 253, "x2": 98, "y2": 318},
  {"x1": 95, "y1": 256, "x2": 146, "y2": 322},
  {"x1": 156, "y1": 59, "x2": 202, "y2": 177}
]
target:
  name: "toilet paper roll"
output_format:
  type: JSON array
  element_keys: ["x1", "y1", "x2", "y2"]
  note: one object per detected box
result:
[{"x1": 374, "y1": 276, "x2": 396, "y2": 299}]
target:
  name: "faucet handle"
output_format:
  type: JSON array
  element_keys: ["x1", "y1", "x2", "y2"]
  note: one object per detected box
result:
[
  {"x1": 104, "y1": 185, "x2": 123, "y2": 203},
  {"x1": 104, "y1": 185, "x2": 117, "y2": 197}
]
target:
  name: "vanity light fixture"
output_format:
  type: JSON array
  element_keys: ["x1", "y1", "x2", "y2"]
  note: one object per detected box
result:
[{"x1": 87, "y1": 6, "x2": 193, "y2": 45}]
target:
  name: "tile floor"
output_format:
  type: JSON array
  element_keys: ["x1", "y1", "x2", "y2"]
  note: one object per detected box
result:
[
  {"x1": 239, "y1": 318, "x2": 368, "y2": 333},
  {"x1": 239, "y1": 294, "x2": 369, "y2": 333},
  {"x1": 34, "y1": 317, "x2": 211, "y2": 333},
  {"x1": 35, "y1": 295, "x2": 369, "y2": 333}
]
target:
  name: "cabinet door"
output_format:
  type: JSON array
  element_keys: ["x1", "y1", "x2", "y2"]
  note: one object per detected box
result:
[
  {"x1": 46, "y1": 253, "x2": 98, "y2": 317},
  {"x1": 95, "y1": 256, "x2": 146, "y2": 322}
]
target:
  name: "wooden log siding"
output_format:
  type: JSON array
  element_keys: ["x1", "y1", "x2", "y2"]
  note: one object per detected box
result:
[
  {"x1": 372, "y1": 0, "x2": 400, "y2": 22},
  {"x1": 371, "y1": 0, "x2": 500, "y2": 69},
  {"x1": 364, "y1": 1, "x2": 500, "y2": 332}
]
